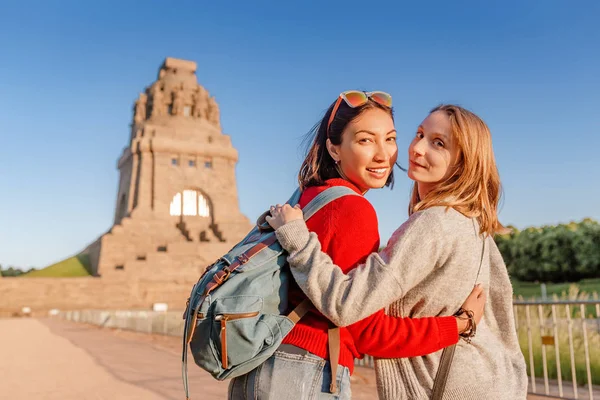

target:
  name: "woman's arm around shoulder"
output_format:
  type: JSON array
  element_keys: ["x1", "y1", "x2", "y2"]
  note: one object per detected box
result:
[
  {"x1": 274, "y1": 207, "x2": 454, "y2": 326},
  {"x1": 348, "y1": 309, "x2": 459, "y2": 358}
]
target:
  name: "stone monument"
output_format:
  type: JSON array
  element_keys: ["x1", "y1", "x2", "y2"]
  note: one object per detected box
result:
[
  {"x1": 87, "y1": 57, "x2": 251, "y2": 280},
  {"x1": 0, "y1": 58, "x2": 253, "y2": 316}
]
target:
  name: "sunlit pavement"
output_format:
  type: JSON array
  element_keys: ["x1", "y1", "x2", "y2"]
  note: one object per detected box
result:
[{"x1": 0, "y1": 318, "x2": 564, "y2": 399}]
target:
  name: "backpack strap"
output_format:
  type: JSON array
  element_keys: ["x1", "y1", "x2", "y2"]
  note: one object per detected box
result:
[
  {"x1": 182, "y1": 300, "x2": 193, "y2": 400},
  {"x1": 327, "y1": 327, "x2": 341, "y2": 393},
  {"x1": 287, "y1": 187, "x2": 302, "y2": 206},
  {"x1": 302, "y1": 186, "x2": 359, "y2": 220},
  {"x1": 431, "y1": 238, "x2": 486, "y2": 400},
  {"x1": 285, "y1": 301, "x2": 340, "y2": 394},
  {"x1": 287, "y1": 298, "x2": 313, "y2": 323},
  {"x1": 295, "y1": 185, "x2": 358, "y2": 394},
  {"x1": 256, "y1": 186, "x2": 357, "y2": 232}
]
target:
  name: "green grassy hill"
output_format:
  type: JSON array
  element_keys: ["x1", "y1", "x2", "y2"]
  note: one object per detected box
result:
[{"x1": 23, "y1": 254, "x2": 92, "y2": 277}]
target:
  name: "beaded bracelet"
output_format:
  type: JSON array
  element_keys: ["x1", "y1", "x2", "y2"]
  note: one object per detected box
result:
[{"x1": 454, "y1": 307, "x2": 477, "y2": 344}]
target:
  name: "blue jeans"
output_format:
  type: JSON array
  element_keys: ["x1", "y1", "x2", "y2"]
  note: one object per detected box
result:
[{"x1": 228, "y1": 349, "x2": 352, "y2": 400}]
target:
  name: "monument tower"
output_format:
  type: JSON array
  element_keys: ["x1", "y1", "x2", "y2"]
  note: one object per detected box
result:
[{"x1": 88, "y1": 57, "x2": 251, "y2": 279}]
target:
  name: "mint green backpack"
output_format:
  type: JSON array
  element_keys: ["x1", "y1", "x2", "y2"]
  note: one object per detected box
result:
[{"x1": 182, "y1": 186, "x2": 359, "y2": 399}]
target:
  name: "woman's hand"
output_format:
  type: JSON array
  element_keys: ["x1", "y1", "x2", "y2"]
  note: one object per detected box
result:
[
  {"x1": 265, "y1": 204, "x2": 304, "y2": 230},
  {"x1": 455, "y1": 284, "x2": 486, "y2": 334}
]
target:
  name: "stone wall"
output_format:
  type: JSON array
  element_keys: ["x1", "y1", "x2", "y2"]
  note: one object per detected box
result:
[{"x1": 0, "y1": 277, "x2": 196, "y2": 317}]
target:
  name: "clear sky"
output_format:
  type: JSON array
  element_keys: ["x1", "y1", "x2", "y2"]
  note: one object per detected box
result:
[{"x1": 1, "y1": 1, "x2": 599, "y2": 269}]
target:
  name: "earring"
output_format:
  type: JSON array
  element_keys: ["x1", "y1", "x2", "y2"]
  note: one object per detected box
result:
[{"x1": 334, "y1": 160, "x2": 339, "y2": 165}]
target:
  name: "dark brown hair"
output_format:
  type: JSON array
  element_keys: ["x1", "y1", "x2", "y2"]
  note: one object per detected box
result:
[{"x1": 298, "y1": 97, "x2": 395, "y2": 190}]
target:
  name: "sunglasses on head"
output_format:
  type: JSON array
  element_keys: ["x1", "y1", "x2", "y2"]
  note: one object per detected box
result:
[{"x1": 327, "y1": 90, "x2": 393, "y2": 137}]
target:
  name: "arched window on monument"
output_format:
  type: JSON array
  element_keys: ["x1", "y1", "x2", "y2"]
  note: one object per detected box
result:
[
  {"x1": 169, "y1": 190, "x2": 210, "y2": 217},
  {"x1": 170, "y1": 193, "x2": 182, "y2": 216}
]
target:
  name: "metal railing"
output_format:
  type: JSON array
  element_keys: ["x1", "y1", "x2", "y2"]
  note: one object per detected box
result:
[
  {"x1": 514, "y1": 298, "x2": 600, "y2": 399},
  {"x1": 60, "y1": 309, "x2": 185, "y2": 336}
]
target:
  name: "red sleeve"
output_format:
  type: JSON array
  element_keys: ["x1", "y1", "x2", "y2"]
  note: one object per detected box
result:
[
  {"x1": 347, "y1": 310, "x2": 458, "y2": 358},
  {"x1": 320, "y1": 195, "x2": 459, "y2": 358}
]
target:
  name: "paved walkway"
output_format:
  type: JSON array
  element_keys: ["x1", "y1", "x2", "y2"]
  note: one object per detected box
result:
[
  {"x1": 0, "y1": 318, "x2": 378, "y2": 399},
  {"x1": 0, "y1": 318, "x2": 575, "y2": 399},
  {"x1": 0, "y1": 318, "x2": 164, "y2": 399}
]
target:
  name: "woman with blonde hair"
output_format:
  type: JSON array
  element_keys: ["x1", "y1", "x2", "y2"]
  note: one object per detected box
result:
[{"x1": 267, "y1": 104, "x2": 528, "y2": 399}]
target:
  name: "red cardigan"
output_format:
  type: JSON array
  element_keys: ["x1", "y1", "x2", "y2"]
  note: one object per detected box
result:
[{"x1": 281, "y1": 178, "x2": 458, "y2": 373}]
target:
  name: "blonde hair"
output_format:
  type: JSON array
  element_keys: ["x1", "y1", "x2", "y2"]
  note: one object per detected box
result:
[{"x1": 409, "y1": 104, "x2": 506, "y2": 236}]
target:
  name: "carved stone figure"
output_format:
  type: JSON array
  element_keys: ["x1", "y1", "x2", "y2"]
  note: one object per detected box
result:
[
  {"x1": 192, "y1": 86, "x2": 208, "y2": 119},
  {"x1": 207, "y1": 97, "x2": 220, "y2": 126},
  {"x1": 171, "y1": 88, "x2": 185, "y2": 116},
  {"x1": 133, "y1": 93, "x2": 147, "y2": 124},
  {"x1": 150, "y1": 85, "x2": 165, "y2": 117}
]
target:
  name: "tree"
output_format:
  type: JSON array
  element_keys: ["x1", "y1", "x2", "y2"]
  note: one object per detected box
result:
[
  {"x1": 0, "y1": 265, "x2": 34, "y2": 277},
  {"x1": 495, "y1": 218, "x2": 600, "y2": 283}
]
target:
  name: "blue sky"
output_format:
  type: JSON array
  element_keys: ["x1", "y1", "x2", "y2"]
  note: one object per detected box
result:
[{"x1": 1, "y1": 1, "x2": 599, "y2": 269}]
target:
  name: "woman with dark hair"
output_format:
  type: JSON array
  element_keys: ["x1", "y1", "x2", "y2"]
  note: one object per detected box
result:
[{"x1": 228, "y1": 93, "x2": 485, "y2": 400}]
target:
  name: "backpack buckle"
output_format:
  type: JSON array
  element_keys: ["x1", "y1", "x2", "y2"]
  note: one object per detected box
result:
[
  {"x1": 221, "y1": 266, "x2": 231, "y2": 281},
  {"x1": 214, "y1": 267, "x2": 232, "y2": 284},
  {"x1": 183, "y1": 297, "x2": 191, "y2": 320}
]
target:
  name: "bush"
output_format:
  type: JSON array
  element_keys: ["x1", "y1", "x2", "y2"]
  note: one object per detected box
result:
[
  {"x1": 496, "y1": 219, "x2": 600, "y2": 283},
  {"x1": 0, "y1": 265, "x2": 34, "y2": 277}
]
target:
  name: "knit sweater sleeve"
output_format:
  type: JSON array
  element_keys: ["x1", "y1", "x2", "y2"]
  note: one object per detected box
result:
[
  {"x1": 313, "y1": 198, "x2": 458, "y2": 355},
  {"x1": 275, "y1": 209, "x2": 452, "y2": 327}
]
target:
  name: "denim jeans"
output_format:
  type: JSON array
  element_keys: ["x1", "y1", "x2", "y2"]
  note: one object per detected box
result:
[{"x1": 228, "y1": 349, "x2": 352, "y2": 400}]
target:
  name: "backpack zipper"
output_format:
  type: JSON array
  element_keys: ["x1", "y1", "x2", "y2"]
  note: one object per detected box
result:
[{"x1": 214, "y1": 312, "x2": 260, "y2": 369}]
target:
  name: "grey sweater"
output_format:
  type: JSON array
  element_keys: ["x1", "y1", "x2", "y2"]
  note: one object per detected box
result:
[{"x1": 275, "y1": 206, "x2": 528, "y2": 400}]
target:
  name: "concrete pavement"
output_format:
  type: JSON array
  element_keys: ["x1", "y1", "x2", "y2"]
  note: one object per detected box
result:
[
  {"x1": 0, "y1": 318, "x2": 562, "y2": 399},
  {"x1": 0, "y1": 318, "x2": 165, "y2": 399},
  {"x1": 0, "y1": 318, "x2": 376, "y2": 399}
]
